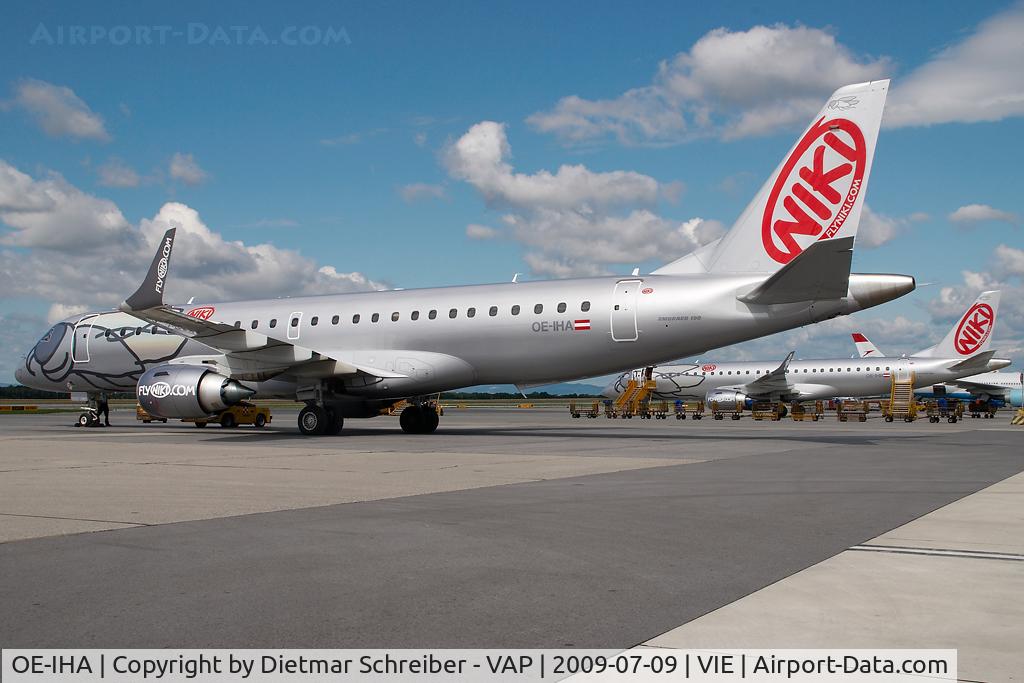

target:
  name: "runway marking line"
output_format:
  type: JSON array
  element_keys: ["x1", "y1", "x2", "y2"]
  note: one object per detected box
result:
[{"x1": 850, "y1": 544, "x2": 1024, "y2": 562}]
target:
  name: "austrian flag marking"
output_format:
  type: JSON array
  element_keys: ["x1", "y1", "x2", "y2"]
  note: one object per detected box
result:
[
  {"x1": 574, "y1": 319, "x2": 591, "y2": 331},
  {"x1": 762, "y1": 117, "x2": 867, "y2": 264}
]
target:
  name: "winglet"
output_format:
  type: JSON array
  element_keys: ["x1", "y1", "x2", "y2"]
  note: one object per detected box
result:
[{"x1": 122, "y1": 227, "x2": 176, "y2": 312}]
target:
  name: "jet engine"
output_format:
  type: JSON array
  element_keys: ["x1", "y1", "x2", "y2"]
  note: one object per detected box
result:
[
  {"x1": 137, "y1": 364, "x2": 254, "y2": 418},
  {"x1": 704, "y1": 390, "x2": 751, "y2": 411}
]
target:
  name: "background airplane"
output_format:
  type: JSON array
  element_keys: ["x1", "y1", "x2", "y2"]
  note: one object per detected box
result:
[
  {"x1": 851, "y1": 331, "x2": 1022, "y2": 409},
  {"x1": 16, "y1": 80, "x2": 915, "y2": 435},
  {"x1": 605, "y1": 291, "x2": 1009, "y2": 409}
]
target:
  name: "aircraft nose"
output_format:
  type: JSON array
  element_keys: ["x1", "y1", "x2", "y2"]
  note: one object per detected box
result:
[
  {"x1": 14, "y1": 361, "x2": 30, "y2": 386},
  {"x1": 601, "y1": 380, "x2": 620, "y2": 399}
]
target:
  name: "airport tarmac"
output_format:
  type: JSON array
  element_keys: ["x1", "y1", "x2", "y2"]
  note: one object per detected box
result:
[{"x1": 1, "y1": 408, "x2": 1021, "y2": 680}]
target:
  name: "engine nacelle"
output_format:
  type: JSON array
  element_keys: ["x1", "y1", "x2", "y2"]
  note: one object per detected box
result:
[
  {"x1": 137, "y1": 364, "x2": 254, "y2": 418},
  {"x1": 705, "y1": 389, "x2": 751, "y2": 411}
]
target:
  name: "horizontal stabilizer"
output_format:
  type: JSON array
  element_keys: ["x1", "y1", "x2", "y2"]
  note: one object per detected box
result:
[
  {"x1": 738, "y1": 236, "x2": 853, "y2": 305},
  {"x1": 947, "y1": 350, "x2": 997, "y2": 372}
]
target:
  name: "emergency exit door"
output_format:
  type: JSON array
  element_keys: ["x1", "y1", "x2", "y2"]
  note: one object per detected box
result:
[{"x1": 611, "y1": 279, "x2": 640, "y2": 342}]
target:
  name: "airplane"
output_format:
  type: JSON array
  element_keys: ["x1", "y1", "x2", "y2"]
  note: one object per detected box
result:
[
  {"x1": 850, "y1": 331, "x2": 1022, "y2": 409},
  {"x1": 603, "y1": 291, "x2": 1010, "y2": 409},
  {"x1": 16, "y1": 79, "x2": 916, "y2": 436}
]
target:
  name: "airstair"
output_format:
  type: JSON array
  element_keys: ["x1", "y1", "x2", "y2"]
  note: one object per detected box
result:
[
  {"x1": 612, "y1": 369, "x2": 657, "y2": 418},
  {"x1": 884, "y1": 372, "x2": 917, "y2": 422}
]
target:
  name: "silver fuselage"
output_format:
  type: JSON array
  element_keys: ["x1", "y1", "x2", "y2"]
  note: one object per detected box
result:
[
  {"x1": 607, "y1": 356, "x2": 1011, "y2": 403},
  {"x1": 17, "y1": 273, "x2": 911, "y2": 400}
]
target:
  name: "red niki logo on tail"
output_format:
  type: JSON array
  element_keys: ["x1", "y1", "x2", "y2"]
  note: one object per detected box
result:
[
  {"x1": 186, "y1": 306, "x2": 216, "y2": 321},
  {"x1": 762, "y1": 117, "x2": 867, "y2": 264},
  {"x1": 953, "y1": 303, "x2": 994, "y2": 355}
]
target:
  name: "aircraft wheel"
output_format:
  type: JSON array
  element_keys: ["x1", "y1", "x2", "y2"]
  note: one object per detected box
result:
[
  {"x1": 400, "y1": 406, "x2": 438, "y2": 434},
  {"x1": 323, "y1": 409, "x2": 344, "y2": 435},
  {"x1": 298, "y1": 405, "x2": 328, "y2": 436}
]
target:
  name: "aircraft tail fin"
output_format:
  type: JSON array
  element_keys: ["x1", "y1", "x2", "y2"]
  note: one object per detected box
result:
[
  {"x1": 122, "y1": 227, "x2": 176, "y2": 311},
  {"x1": 655, "y1": 79, "x2": 889, "y2": 276},
  {"x1": 852, "y1": 333, "x2": 885, "y2": 358},
  {"x1": 916, "y1": 290, "x2": 1000, "y2": 358}
]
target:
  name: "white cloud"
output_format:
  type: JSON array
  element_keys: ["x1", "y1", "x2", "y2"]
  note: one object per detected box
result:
[
  {"x1": 46, "y1": 303, "x2": 88, "y2": 324},
  {"x1": 885, "y1": 3, "x2": 1024, "y2": 128},
  {"x1": 466, "y1": 224, "x2": 499, "y2": 240},
  {"x1": 994, "y1": 244, "x2": 1024, "y2": 277},
  {"x1": 96, "y1": 157, "x2": 141, "y2": 188},
  {"x1": 0, "y1": 160, "x2": 385, "y2": 336},
  {"x1": 319, "y1": 128, "x2": 387, "y2": 147},
  {"x1": 414, "y1": 131, "x2": 428, "y2": 147},
  {"x1": 399, "y1": 183, "x2": 447, "y2": 203},
  {"x1": 529, "y1": 4, "x2": 1024, "y2": 146},
  {"x1": 5, "y1": 79, "x2": 110, "y2": 141},
  {"x1": 527, "y1": 24, "x2": 890, "y2": 145},
  {"x1": 444, "y1": 121, "x2": 723, "y2": 277},
  {"x1": 948, "y1": 203, "x2": 1019, "y2": 227},
  {"x1": 0, "y1": 160, "x2": 134, "y2": 249},
  {"x1": 444, "y1": 121, "x2": 660, "y2": 208},
  {"x1": 169, "y1": 152, "x2": 208, "y2": 186},
  {"x1": 856, "y1": 205, "x2": 927, "y2": 248}
]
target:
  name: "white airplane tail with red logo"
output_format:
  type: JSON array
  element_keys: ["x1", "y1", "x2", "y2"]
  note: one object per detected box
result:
[
  {"x1": 917, "y1": 290, "x2": 1001, "y2": 358},
  {"x1": 852, "y1": 333, "x2": 884, "y2": 358},
  {"x1": 655, "y1": 79, "x2": 889, "y2": 276}
]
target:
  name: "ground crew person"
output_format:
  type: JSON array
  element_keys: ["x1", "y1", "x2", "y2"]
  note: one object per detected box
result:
[{"x1": 97, "y1": 392, "x2": 111, "y2": 426}]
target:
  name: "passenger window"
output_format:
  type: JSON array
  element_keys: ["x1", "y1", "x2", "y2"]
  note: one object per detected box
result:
[
  {"x1": 557, "y1": 302, "x2": 566, "y2": 313},
  {"x1": 429, "y1": 310, "x2": 437, "y2": 320},
  {"x1": 885, "y1": 366, "x2": 890, "y2": 371},
  {"x1": 534, "y1": 304, "x2": 543, "y2": 314},
  {"x1": 411, "y1": 311, "x2": 420, "y2": 321},
  {"x1": 449, "y1": 308, "x2": 457, "y2": 319},
  {"x1": 251, "y1": 320, "x2": 258, "y2": 329},
  {"x1": 233, "y1": 321, "x2": 241, "y2": 328},
  {"x1": 391, "y1": 312, "x2": 399, "y2": 322},
  {"x1": 372, "y1": 313, "x2": 380, "y2": 323},
  {"x1": 269, "y1": 319, "x2": 277, "y2": 328},
  {"x1": 489, "y1": 306, "x2": 498, "y2": 316},
  {"x1": 467, "y1": 307, "x2": 476, "y2": 318},
  {"x1": 581, "y1": 301, "x2": 591, "y2": 312},
  {"x1": 310, "y1": 316, "x2": 318, "y2": 326},
  {"x1": 511, "y1": 305, "x2": 520, "y2": 315},
  {"x1": 352, "y1": 314, "x2": 361, "y2": 324},
  {"x1": 290, "y1": 317, "x2": 299, "y2": 328},
  {"x1": 332, "y1": 315, "x2": 340, "y2": 325},
  {"x1": 812, "y1": 369, "x2": 817, "y2": 373}
]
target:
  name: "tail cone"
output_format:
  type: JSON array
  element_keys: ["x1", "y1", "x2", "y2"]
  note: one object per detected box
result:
[{"x1": 221, "y1": 379, "x2": 255, "y2": 405}]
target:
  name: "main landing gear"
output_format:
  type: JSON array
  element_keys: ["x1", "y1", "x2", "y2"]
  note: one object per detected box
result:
[
  {"x1": 298, "y1": 404, "x2": 345, "y2": 436},
  {"x1": 400, "y1": 404, "x2": 439, "y2": 434}
]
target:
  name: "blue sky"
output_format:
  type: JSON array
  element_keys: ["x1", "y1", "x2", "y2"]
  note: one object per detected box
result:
[{"x1": 1, "y1": 0, "x2": 1022, "y2": 384}]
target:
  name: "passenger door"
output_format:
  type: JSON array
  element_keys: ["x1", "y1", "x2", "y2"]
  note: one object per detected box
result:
[
  {"x1": 287, "y1": 311, "x2": 303, "y2": 341},
  {"x1": 611, "y1": 279, "x2": 641, "y2": 342},
  {"x1": 72, "y1": 315, "x2": 98, "y2": 363}
]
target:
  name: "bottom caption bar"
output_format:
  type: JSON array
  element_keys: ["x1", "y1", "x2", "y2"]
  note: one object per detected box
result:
[{"x1": 1, "y1": 649, "x2": 957, "y2": 682}]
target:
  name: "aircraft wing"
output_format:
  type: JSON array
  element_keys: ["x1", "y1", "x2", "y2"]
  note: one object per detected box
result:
[
  {"x1": 738, "y1": 351, "x2": 797, "y2": 397},
  {"x1": 119, "y1": 227, "x2": 396, "y2": 381}
]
